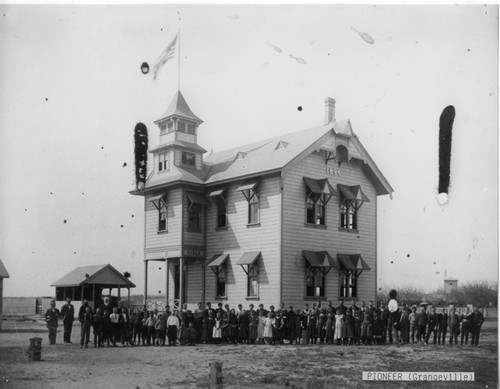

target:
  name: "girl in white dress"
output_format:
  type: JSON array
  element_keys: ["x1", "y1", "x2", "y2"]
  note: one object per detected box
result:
[
  {"x1": 334, "y1": 312, "x2": 345, "y2": 345},
  {"x1": 212, "y1": 312, "x2": 222, "y2": 344},
  {"x1": 263, "y1": 312, "x2": 275, "y2": 344}
]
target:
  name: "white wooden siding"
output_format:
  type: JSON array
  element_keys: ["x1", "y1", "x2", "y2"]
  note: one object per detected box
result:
[
  {"x1": 145, "y1": 188, "x2": 182, "y2": 250},
  {"x1": 204, "y1": 175, "x2": 282, "y2": 307},
  {"x1": 281, "y1": 146, "x2": 378, "y2": 308}
]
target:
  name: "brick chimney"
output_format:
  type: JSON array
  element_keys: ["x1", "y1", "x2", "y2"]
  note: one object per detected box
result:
[{"x1": 324, "y1": 97, "x2": 336, "y2": 124}]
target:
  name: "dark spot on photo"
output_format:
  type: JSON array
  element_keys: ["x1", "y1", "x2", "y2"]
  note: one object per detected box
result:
[
  {"x1": 63, "y1": 220, "x2": 67, "y2": 224},
  {"x1": 45, "y1": 98, "x2": 48, "y2": 101},
  {"x1": 122, "y1": 162, "x2": 127, "y2": 167},
  {"x1": 407, "y1": 254, "x2": 410, "y2": 258},
  {"x1": 390, "y1": 261, "x2": 393, "y2": 264},
  {"x1": 120, "y1": 225, "x2": 124, "y2": 228},
  {"x1": 297, "y1": 106, "x2": 302, "y2": 111},
  {"x1": 141, "y1": 62, "x2": 149, "y2": 74},
  {"x1": 438, "y1": 105, "x2": 455, "y2": 203},
  {"x1": 131, "y1": 214, "x2": 134, "y2": 217}
]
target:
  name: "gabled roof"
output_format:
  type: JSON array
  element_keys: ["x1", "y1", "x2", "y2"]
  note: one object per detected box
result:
[
  {"x1": 0, "y1": 258, "x2": 9, "y2": 278},
  {"x1": 145, "y1": 166, "x2": 207, "y2": 189},
  {"x1": 51, "y1": 264, "x2": 135, "y2": 288},
  {"x1": 155, "y1": 90, "x2": 203, "y2": 124},
  {"x1": 204, "y1": 123, "x2": 334, "y2": 184},
  {"x1": 132, "y1": 111, "x2": 393, "y2": 197}
]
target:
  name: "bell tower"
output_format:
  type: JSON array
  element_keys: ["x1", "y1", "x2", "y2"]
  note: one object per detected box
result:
[{"x1": 150, "y1": 91, "x2": 206, "y2": 173}]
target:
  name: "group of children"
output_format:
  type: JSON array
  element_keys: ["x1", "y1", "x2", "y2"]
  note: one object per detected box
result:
[{"x1": 74, "y1": 298, "x2": 486, "y2": 348}]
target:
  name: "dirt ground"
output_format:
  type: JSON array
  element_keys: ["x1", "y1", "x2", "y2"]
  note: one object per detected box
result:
[{"x1": 0, "y1": 316, "x2": 497, "y2": 389}]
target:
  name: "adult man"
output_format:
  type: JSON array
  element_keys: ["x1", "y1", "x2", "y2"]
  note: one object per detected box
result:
[
  {"x1": 44, "y1": 300, "x2": 60, "y2": 345},
  {"x1": 237, "y1": 304, "x2": 248, "y2": 344},
  {"x1": 337, "y1": 299, "x2": 347, "y2": 315},
  {"x1": 205, "y1": 302, "x2": 215, "y2": 343},
  {"x1": 426, "y1": 306, "x2": 439, "y2": 344},
  {"x1": 460, "y1": 308, "x2": 471, "y2": 345},
  {"x1": 100, "y1": 296, "x2": 113, "y2": 314},
  {"x1": 60, "y1": 297, "x2": 75, "y2": 343},
  {"x1": 437, "y1": 308, "x2": 448, "y2": 345},
  {"x1": 417, "y1": 306, "x2": 428, "y2": 344},
  {"x1": 469, "y1": 307, "x2": 484, "y2": 346},
  {"x1": 350, "y1": 299, "x2": 362, "y2": 345},
  {"x1": 194, "y1": 302, "x2": 204, "y2": 342},
  {"x1": 80, "y1": 305, "x2": 92, "y2": 348},
  {"x1": 119, "y1": 307, "x2": 131, "y2": 346},
  {"x1": 360, "y1": 300, "x2": 374, "y2": 345}
]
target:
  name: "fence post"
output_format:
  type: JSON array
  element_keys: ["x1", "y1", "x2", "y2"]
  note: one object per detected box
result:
[{"x1": 209, "y1": 361, "x2": 223, "y2": 389}]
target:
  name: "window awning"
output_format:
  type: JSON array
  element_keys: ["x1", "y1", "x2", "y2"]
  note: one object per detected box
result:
[
  {"x1": 237, "y1": 182, "x2": 258, "y2": 201},
  {"x1": 337, "y1": 184, "x2": 370, "y2": 203},
  {"x1": 238, "y1": 251, "x2": 261, "y2": 274},
  {"x1": 303, "y1": 250, "x2": 337, "y2": 275},
  {"x1": 149, "y1": 193, "x2": 166, "y2": 211},
  {"x1": 187, "y1": 191, "x2": 208, "y2": 205},
  {"x1": 238, "y1": 251, "x2": 261, "y2": 266},
  {"x1": 206, "y1": 254, "x2": 229, "y2": 267},
  {"x1": 237, "y1": 182, "x2": 258, "y2": 192},
  {"x1": 209, "y1": 188, "x2": 226, "y2": 198},
  {"x1": 337, "y1": 254, "x2": 371, "y2": 274},
  {"x1": 303, "y1": 178, "x2": 338, "y2": 197}
]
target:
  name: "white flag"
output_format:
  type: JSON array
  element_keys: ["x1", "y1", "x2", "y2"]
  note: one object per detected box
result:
[{"x1": 152, "y1": 35, "x2": 177, "y2": 80}]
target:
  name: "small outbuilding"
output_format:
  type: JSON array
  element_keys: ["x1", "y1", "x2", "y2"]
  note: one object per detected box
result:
[
  {"x1": 51, "y1": 264, "x2": 135, "y2": 310},
  {"x1": 0, "y1": 258, "x2": 10, "y2": 331}
]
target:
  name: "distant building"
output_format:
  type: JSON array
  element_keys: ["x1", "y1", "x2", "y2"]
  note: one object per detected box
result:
[
  {"x1": 444, "y1": 277, "x2": 458, "y2": 294},
  {"x1": 130, "y1": 92, "x2": 393, "y2": 309},
  {"x1": 51, "y1": 264, "x2": 136, "y2": 310},
  {"x1": 0, "y1": 258, "x2": 10, "y2": 331}
]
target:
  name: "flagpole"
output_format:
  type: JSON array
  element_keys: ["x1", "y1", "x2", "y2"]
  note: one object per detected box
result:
[{"x1": 177, "y1": 29, "x2": 181, "y2": 91}]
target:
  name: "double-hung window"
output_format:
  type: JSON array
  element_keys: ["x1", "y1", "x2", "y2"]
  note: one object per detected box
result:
[
  {"x1": 207, "y1": 254, "x2": 229, "y2": 299},
  {"x1": 209, "y1": 188, "x2": 227, "y2": 229},
  {"x1": 303, "y1": 250, "x2": 335, "y2": 299},
  {"x1": 238, "y1": 252, "x2": 261, "y2": 299},
  {"x1": 238, "y1": 182, "x2": 259, "y2": 225},
  {"x1": 337, "y1": 185, "x2": 370, "y2": 231},
  {"x1": 303, "y1": 178, "x2": 337, "y2": 227},
  {"x1": 150, "y1": 193, "x2": 168, "y2": 232},
  {"x1": 158, "y1": 152, "x2": 169, "y2": 173},
  {"x1": 337, "y1": 254, "x2": 371, "y2": 299},
  {"x1": 186, "y1": 192, "x2": 207, "y2": 232}
]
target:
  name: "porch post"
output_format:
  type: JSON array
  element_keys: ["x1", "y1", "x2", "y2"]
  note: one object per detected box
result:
[
  {"x1": 201, "y1": 258, "x2": 205, "y2": 308},
  {"x1": 166, "y1": 260, "x2": 170, "y2": 306},
  {"x1": 165, "y1": 258, "x2": 169, "y2": 308},
  {"x1": 179, "y1": 257, "x2": 184, "y2": 307},
  {"x1": 144, "y1": 260, "x2": 148, "y2": 306}
]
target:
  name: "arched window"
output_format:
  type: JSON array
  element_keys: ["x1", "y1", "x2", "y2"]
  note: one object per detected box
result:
[{"x1": 336, "y1": 145, "x2": 349, "y2": 166}]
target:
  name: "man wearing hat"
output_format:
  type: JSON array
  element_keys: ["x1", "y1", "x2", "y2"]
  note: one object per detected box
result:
[
  {"x1": 44, "y1": 300, "x2": 60, "y2": 345},
  {"x1": 60, "y1": 297, "x2": 75, "y2": 343}
]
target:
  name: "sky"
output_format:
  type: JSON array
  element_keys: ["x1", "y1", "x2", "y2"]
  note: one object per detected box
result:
[{"x1": 0, "y1": 4, "x2": 497, "y2": 297}]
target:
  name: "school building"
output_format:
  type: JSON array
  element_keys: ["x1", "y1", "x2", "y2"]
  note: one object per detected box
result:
[{"x1": 130, "y1": 91, "x2": 393, "y2": 310}]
